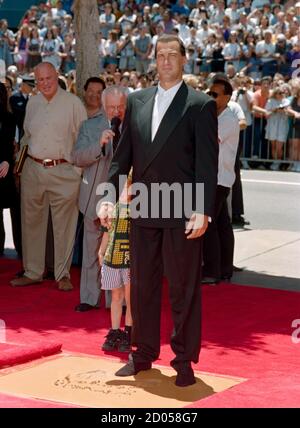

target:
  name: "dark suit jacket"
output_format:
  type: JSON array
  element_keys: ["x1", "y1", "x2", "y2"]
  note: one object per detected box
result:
[
  {"x1": 0, "y1": 112, "x2": 17, "y2": 209},
  {"x1": 9, "y1": 92, "x2": 28, "y2": 142},
  {"x1": 106, "y1": 82, "x2": 219, "y2": 228}
]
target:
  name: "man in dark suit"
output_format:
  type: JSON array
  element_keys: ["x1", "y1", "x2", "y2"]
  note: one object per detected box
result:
[
  {"x1": 9, "y1": 74, "x2": 36, "y2": 143},
  {"x1": 99, "y1": 34, "x2": 218, "y2": 387}
]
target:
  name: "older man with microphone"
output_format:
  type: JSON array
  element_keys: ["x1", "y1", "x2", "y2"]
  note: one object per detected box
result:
[{"x1": 71, "y1": 85, "x2": 127, "y2": 312}]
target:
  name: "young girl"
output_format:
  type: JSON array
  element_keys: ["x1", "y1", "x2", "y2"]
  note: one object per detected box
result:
[{"x1": 99, "y1": 173, "x2": 132, "y2": 353}]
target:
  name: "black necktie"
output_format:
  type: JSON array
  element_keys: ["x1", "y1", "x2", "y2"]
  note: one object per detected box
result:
[{"x1": 113, "y1": 127, "x2": 120, "y2": 154}]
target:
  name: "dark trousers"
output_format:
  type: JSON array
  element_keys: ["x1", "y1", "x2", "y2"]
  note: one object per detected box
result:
[
  {"x1": 203, "y1": 185, "x2": 234, "y2": 279},
  {"x1": 130, "y1": 223, "x2": 203, "y2": 367},
  {"x1": 232, "y1": 137, "x2": 244, "y2": 218},
  {"x1": 253, "y1": 117, "x2": 267, "y2": 159},
  {"x1": 0, "y1": 201, "x2": 22, "y2": 256}
]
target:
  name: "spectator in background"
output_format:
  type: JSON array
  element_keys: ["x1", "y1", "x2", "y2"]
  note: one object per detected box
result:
[
  {"x1": 241, "y1": 32, "x2": 260, "y2": 79},
  {"x1": 41, "y1": 29, "x2": 61, "y2": 70},
  {"x1": 252, "y1": 75, "x2": 272, "y2": 161},
  {"x1": 100, "y1": 3, "x2": 116, "y2": 40},
  {"x1": 189, "y1": 0, "x2": 207, "y2": 27},
  {"x1": 136, "y1": 73, "x2": 151, "y2": 90},
  {"x1": 210, "y1": 0, "x2": 226, "y2": 25},
  {"x1": 222, "y1": 30, "x2": 241, "y2": 72},
  {"x1": 10, "y1": 74, "x2": 36, "y2": 143},
  {"x1": 60, "y1": 33, "x2": 75, "y2": 74},
  {"x1": 118, "y1": 25, "x2": 136, "y2": 71},
  {"x1": 275, "y1": 34, "x2": 292, "y2": 77},
  {"x1": 103, "y1": 30, "x2": 119, "y2": 74},
  {"x1": 134, "y1": 24, "x2": 152, "y2": 74},
  {"x1": 61, "y1": 15, "x2": 73, "y2": 38},
  {"x1": 118, "y1": 6, "x2": 136, "y2": 34},
  {"x1": 265, "y1": 86, "x2": 290, "y2": 170},
  {"x1": 6, "y1": 66, "x2": 19, "y2": 91},
  {"x1": 26, "y1": 27, "x2": 42, "y2": 72},
  {"x1": 83, "y1": 76, "x2": 106, "y2": 119},
  {"x1": 161, "y1": 10, "x2": 177, "y2": 34},
  {"x1": 225, "y1": 0, "x2": 240, "y2": 25},
  {"x1": 255, "y1": 29, "x2": 277, "y2": 77},
  {"x1": 172, "y1": 0, "x2": 190, "y2": 18},
  {"x1": 14, "y1": 25, "x2": 30, "y2": 73},
  {"x1": 61, "y1": 0, "x2": 73, "y2": 15},
  {"x1": 53, "y1": 1, "x2": 67, "y2": 21}
]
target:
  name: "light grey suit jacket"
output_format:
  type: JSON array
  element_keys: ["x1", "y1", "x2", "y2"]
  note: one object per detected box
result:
[{"x1": 71, "y1": 110, "x2": 111, "y2": 220}]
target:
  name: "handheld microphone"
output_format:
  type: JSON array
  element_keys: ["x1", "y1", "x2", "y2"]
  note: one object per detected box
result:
[
  {"x1": 99, "y1": 116, "x2": 122, "y2": 158},
  {"x1": 110, "y1": 116, "x2": 121, "y2": 134}
]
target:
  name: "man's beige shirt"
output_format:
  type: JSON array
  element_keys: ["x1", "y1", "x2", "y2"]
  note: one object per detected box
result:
[{"x1": 22, "y1": 87, "x2": 87, "y2": 162}]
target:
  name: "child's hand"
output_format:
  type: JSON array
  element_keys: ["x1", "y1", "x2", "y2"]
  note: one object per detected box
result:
[{"x1": 98, "y1": 249, "x2": 105, "y2": 266}]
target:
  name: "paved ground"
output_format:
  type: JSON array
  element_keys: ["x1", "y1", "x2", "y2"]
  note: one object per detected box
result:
[
  {"x1": 2, "y1": 169, "x2": 300, "y2": 291},
  {"x1": 233, "y1": 169, "x2": 300, "y2": 291}
]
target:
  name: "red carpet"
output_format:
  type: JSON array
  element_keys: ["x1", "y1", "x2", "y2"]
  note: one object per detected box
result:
[
  {"x1": 1, "y1": 257, "x2": 300, "y2": 407},
  {"x1": 0, "y1": 342, "x2": 62, "y2": 369}
]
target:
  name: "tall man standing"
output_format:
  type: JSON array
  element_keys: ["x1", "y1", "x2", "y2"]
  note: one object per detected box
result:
[
  {"x1": 71, "y1": 84, "x2": 127, "y2": 312},
  {"x1": 99, "y1": 35, "x2": 218, "y2": 387},
  {"x1": 11, "y1": 62, "x2": 87, "y2": 290}
]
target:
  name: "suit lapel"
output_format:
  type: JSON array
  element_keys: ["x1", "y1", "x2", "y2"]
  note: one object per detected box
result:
[
  {"x1": 141, "y1": 82, "x2": 190, "y2": 175},
  {"x1": 136, "y1": 87, "x2": 156, "y2": 147}
]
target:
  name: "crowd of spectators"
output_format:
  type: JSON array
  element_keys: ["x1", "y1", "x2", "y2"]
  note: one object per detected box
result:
[{"x1": 1, "y1": 0, "x2": 300, "y2": 169}]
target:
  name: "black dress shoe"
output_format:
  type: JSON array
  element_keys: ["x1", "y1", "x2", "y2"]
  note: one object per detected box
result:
[
  {"x1": 171, "y1": 362, "x2": 196, "y2": 387},
  {"x1": 232, "y1": 215, "x2": 250, "y2": 226},
  {"x1": 221, "y1": 274, "x2": 232, "y2": 282},
  {"x1": 115, "y1": 354, "x2": 152, "y2": 376},
  {"x1": 201, "y1": 276, "x2": 219, "y2": 285},
  {"x1": 75, "y1": 303, "x2": 98, "y2": 312},
  {"x1": 233, "y1": 265, "x2": 244, "y2": 272}
]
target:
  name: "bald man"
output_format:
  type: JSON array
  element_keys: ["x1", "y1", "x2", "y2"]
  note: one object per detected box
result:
[{"x1": 11, "y1": 62, "x2": 87, "y2": 290}]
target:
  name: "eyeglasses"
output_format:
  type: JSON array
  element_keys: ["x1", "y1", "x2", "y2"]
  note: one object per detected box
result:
[{"x1": 207, "y1": 91, "x2": 219, "y2": 99}]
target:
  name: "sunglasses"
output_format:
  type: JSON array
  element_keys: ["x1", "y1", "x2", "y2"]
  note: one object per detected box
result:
[{"x1": 207, "y1": 91, "x2": 219, "y2": 99}]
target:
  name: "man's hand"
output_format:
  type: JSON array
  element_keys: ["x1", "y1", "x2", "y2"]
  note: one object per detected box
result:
[
  {"x1": 99, "y1": 129, "x2": 115, "y2": 147},
  {"x1": 185, "y1": 213, "x2": 209, "y2": 240},
  {"x1": 99, "y1": 202, "x2": 114, "y2": 229},
  {"x1": 0, "y1": 161, "x2": 9, "y2": 178}
]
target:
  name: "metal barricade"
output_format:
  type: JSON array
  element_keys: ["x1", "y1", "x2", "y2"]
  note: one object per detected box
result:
[{"x1": 240, "y1": 114, "x2": 297, "y2": 168}]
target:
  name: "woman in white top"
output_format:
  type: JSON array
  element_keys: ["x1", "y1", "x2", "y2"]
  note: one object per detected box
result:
[
  {"x1": 265, "y1": 86, "x2": 290, "y2": 169},
  {"x1": 222, "y1": 31, "x2": 241, "y2": 72},
  {"x1": 103, "y1": 30, "x2": 119, "y2": 73},
  {"x1": 41, "y1": 29, "x2": 61, "y2": 70}
]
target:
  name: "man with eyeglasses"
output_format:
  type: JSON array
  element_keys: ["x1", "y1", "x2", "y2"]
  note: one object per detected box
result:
[
  {"x1": 202, "y1": 75, "x2": 240, "y2": 285},
  {"x1": 71, "y1": 84, "x2": 127, "y2": 312}
]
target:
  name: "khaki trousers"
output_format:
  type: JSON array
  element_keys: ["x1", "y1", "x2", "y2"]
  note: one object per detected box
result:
[{"x1": 21, "y1": 157, "x2": 81, "y2": 280}]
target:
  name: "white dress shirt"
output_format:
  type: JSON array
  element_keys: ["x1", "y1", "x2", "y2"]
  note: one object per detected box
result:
[
  {"x1": 218, "y1": 106, "x2": 240, "y2": 188},
  {"x1": 151, "y1": 81, "x2": 183, "y2": 141}
]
